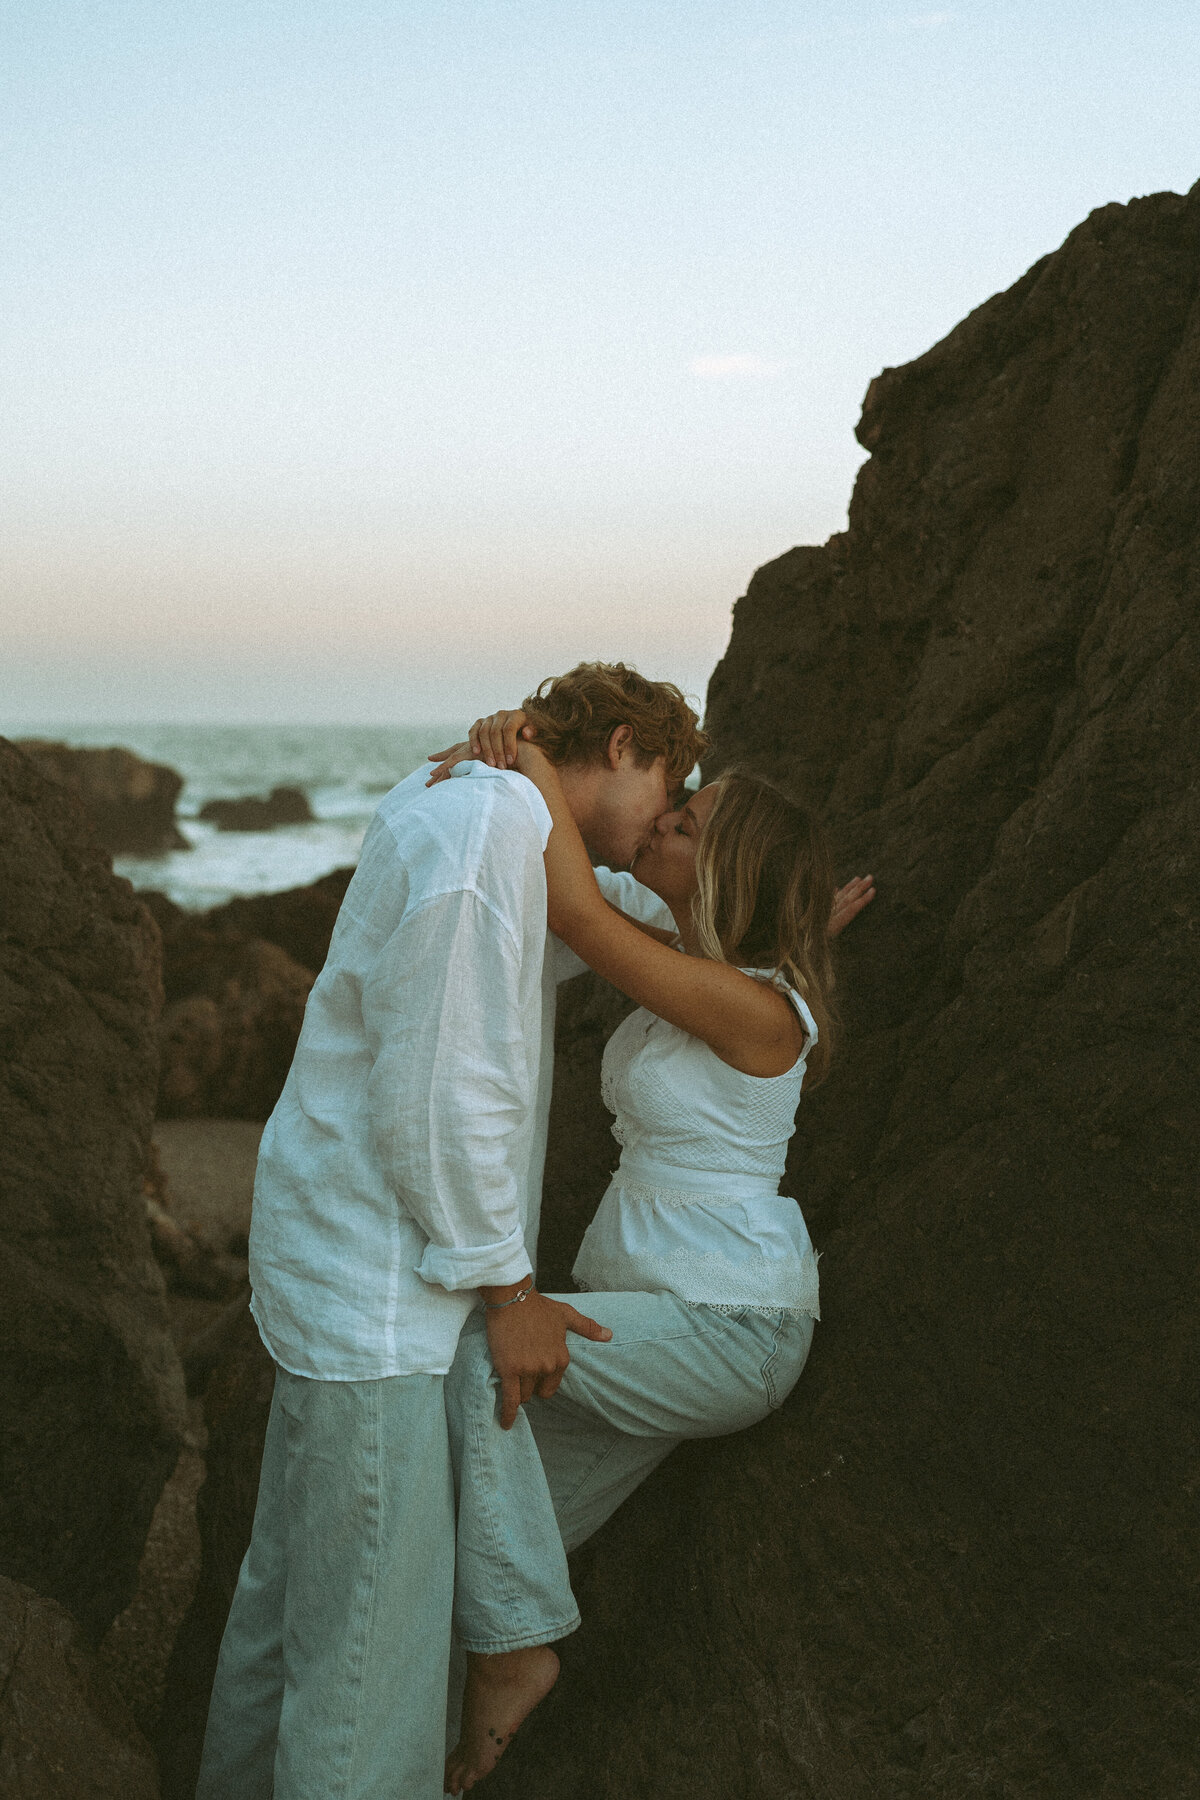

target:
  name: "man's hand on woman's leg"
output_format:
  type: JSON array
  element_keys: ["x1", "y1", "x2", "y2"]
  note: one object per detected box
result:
[{"x1": 480, "y1": 1285, "x2": 612, "y2": 1429}]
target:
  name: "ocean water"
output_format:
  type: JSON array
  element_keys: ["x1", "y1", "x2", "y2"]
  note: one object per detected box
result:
[{"x1": 15, "y1": 723, "x2": 458, "y2": 910}]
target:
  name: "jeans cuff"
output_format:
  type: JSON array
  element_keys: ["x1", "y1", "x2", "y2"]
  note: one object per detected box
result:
[{"x1": 456, "y1": 1611, "x2": 582, "y2": 1654}]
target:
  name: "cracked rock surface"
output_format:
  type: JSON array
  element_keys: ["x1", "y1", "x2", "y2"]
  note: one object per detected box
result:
[{"x1": 0, "y1": 1572, "x2": 160, "y2": 1798}]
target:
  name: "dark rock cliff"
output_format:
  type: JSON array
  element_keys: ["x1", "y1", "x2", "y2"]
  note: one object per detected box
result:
[
  {"x1": 487, "y1": 184, "x2": 1200, "y2": 1796},
  {"x1": 0, "y1": 739, "x2": 186, "y2": 1644}
]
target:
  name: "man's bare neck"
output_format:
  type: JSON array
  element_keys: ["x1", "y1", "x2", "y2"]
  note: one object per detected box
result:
[{"x1": 553, "y1": 761, "x2": 600, "y2": 855}]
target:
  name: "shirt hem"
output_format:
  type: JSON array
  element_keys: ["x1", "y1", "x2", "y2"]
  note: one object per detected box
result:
[{"x1": 250, "y1": 1298, "x2": 458, "y2": 1382}]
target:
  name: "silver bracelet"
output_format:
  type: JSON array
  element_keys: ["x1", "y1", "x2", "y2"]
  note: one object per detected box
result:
[{"x1": 483, "y1": 1281, "x2": 534, "y2": 1311}]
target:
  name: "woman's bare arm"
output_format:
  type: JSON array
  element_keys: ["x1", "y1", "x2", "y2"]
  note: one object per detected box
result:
[
  {"x1": 515, "y1": 745, "x2": 803, "y2": 1077},
  {"x1": 603, "y1": 901, "x2": 679, "y2": 946}
]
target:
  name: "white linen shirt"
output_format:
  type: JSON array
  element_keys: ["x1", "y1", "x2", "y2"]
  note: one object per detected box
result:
[{"x1": 248, "y1": 760, "x2": 670, "y2": 1380}]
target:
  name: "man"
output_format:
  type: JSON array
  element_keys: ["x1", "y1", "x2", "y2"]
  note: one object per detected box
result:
[{"x1": 196, "y1": 662, "x2": 707, "y2": 1800}]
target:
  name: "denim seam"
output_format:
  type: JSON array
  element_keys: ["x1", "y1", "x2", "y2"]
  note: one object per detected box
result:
[
  {"x1": 583, "y1": 1326, "x2": 712, "y2": 1348},
  {"x1": 464, "y1": 1379, "x2": 523, "y2": 1632},
  {"x1": 581, "y1": 1315, "x2": 752, "y2": 1353},
  {"x1": 338, "y1": 1382, "x2": 384, "y2": 1798}
]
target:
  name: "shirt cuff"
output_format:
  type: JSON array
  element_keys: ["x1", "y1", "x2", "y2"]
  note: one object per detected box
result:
[{"x1": 416, "y1": 1222, "x2": 533, "y2": 1293}]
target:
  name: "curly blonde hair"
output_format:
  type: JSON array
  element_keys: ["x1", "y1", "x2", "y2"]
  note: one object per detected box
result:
[
  {"x1": 691, "y1": 770, "x2": 837, "y2": 1084},
  {"x1": 521, "y1": 662, "x2": 708, "y2": 786}
]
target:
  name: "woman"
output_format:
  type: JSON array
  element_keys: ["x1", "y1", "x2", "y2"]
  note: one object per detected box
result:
[{"x1": 435, "y1": 714, "x2": 872, "y2": 1796}]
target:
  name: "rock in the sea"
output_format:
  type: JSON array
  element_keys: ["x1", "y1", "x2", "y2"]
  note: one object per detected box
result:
[
  {"x1": 0, "y1": 740, "x2": 187, "y2": 1643},
  {"x1": 203, "y1": 864, "x2": 354, "y2": 973},
  {"x1": 197, "y1": 786, "x2": 313, "y2": 831},
  {"x1": 0, "y1": 1574, "x2": 161, "y2": 1799},
  {"x1": 15, "y1": 740, "x2": 187, "y2": 854},
  {"x1": 483, "y1": 185, "x2": 1200, "y2": 1797}
]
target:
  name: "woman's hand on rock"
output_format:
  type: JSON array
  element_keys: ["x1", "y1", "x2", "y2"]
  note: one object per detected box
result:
[
  {"x1": 829, "y1": 874, "x2": 876, "y2": 938},
  {"x1": 426, "y1": 710, "x2": 536, "y2": 784}
]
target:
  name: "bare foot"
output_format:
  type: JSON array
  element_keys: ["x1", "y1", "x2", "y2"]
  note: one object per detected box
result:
[{"x1": 444, "y1": 1645, "x2": 560, "y2": 1793}]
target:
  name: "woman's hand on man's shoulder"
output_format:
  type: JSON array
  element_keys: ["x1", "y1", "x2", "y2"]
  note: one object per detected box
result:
[{"x1": 426, "y1": 710, "x2": 538, "y2": 785}]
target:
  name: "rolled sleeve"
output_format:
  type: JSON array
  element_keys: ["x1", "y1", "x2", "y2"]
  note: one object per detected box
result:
[
  {"x1": 362, "y1": 887, "x2": 536, "y2": 1293},
  {"x1": 416, "y1": 1220, "x2": 530, "y2": 1291}
]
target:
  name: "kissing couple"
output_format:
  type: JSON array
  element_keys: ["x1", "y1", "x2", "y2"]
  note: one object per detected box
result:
[{"x1": 196, "y1": 661, "x2": 874, "y2": 1798}]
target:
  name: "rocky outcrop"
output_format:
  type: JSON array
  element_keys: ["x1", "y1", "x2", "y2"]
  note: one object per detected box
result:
[
  {"x1": 197, "y1": 786, "x2": 313, "y2": 831},
  {"x1": 156, "y1": 939, "x2": 315, "y2": 1119},
  {"x1": 145, "y1": 870, "x2": 353, "y2": 1118},
  {"x1": 0, "y1": 1575, "x2": 161, "y2": 1799},
  {"x1": 0, "y1": 740, "x2": 186, "y2": 1642},
  {"x1": 16, "y1": 741, "x2": 187, "y2": 855},
  {"x1": 482, "y1": 185, "x2": 1200, "y2": 1796},
  {"x1": 146, "y1": 866, "x2": 353, "y2": 986}
]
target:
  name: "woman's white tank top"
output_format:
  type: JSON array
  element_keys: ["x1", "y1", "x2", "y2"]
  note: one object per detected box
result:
[{"x1": 571, "y1": 974, "x2": 821, "y2": 1317}]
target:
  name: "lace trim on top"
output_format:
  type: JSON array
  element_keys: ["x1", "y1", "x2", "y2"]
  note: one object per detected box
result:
[
  {"x1": 700, "y1": 1302, "x2": 810, "y2": 1317},
  {"x1": 615, "y1": 1178, "x2": 755, "y2": 1210},
  {"x1": 573, "y1": 1279, "x2": 810, "y2": 1319}
]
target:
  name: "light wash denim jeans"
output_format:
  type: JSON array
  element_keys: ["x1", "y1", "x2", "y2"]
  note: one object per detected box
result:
[
  {"x1": 444, "y1": 1291, "x2": 814, "y2": 1654},
  {"x1": 196, "y1": 1365, "x2": 455, "y2": 1800}
]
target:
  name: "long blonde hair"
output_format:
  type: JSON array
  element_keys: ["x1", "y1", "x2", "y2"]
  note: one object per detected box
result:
[{"x1": 691, "y1": 771, "x2": 837, "y2": 1084}]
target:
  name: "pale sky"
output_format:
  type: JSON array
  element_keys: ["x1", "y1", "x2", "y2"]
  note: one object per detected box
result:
[{"x1": 3, "y1": 1, "x2": 1197, "y2": 725}]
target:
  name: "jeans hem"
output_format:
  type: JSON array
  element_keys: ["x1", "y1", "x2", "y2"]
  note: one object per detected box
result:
[{"x1": 457, "y1": 1612, "x2": 582, "y2": 1654}]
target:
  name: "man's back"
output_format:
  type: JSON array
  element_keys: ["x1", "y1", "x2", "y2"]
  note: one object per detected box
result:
[{"x1": 249, "y1": 763, "x2": 555, "y2": 1381}]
